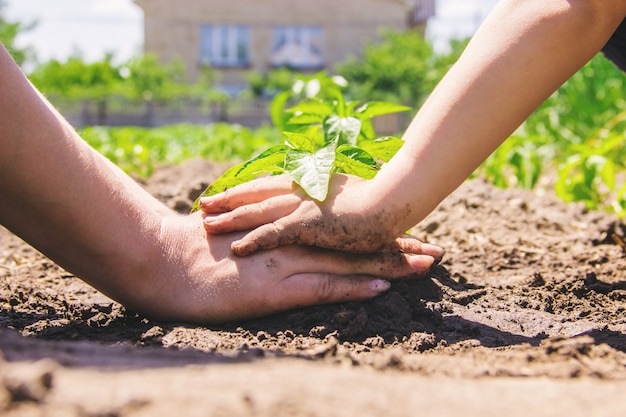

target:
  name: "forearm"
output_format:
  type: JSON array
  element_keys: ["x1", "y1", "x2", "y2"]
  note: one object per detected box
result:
[
  {"x1": 0, "y1": 45, "x2": 170, "y2": 301},
  {"x1": 372, "y1": 0, "x2": 626, "y2": 233}
]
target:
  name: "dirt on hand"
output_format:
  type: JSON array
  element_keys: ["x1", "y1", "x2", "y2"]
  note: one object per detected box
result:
[{"x1": 2, "y1": 158, "x2": 626, "y2": 416}]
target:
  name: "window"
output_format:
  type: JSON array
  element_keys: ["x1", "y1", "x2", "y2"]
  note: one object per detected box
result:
[
  {"x1": 200, "y1": 25, "x2": 250, "y2": 67},
  {"x1": 271, "y1": 26, "x2": 324, "y2": 69},
  {"x1": 410, "y1": 0, "x2": 436, "y2": 26}
]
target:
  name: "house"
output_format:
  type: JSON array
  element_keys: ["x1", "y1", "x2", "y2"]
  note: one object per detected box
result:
[{"x1": 133, "y1": 0, "x2": 435, "y2": 92}]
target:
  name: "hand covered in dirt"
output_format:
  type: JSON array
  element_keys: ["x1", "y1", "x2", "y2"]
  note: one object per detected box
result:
[
  {"x1": 132, "y1": 212, "x2": 436, "y2": 323},
  {"x1": 200, "y1": 174, "x2": 444, "y2": 259}
]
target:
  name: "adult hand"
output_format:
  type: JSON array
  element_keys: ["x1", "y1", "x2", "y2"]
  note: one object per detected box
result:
[{"x1": 126, "y1": 212, "x2": 436, "y2": 323}]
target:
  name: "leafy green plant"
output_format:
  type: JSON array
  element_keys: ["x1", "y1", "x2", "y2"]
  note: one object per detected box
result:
[
  {"x1": 472, "y1": 54, "x2": 626, "y2": 217},
  {"x1": 555, "y1": 153, "x2": 614, "y2": 211},
  {"x1": 475, "y1": 134, "x2": 554, "y2": 190},
  {"x1": 553, "y1": 119, "x2": 626, "y2": 213},
  {"x1": 524, "y1": 54, "x2": 626, "y2": 146},
  {"x1": 82, "y1": 123, "x2": 280, "y2": 179},
  {"x1": 191, "y1": 74, "x2": 410, "y2": 211}
]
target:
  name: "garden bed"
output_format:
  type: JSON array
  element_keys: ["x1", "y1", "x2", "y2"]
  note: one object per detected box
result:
[{"x1": 2, "y1": 158, "x2": 626, "y2": 416}]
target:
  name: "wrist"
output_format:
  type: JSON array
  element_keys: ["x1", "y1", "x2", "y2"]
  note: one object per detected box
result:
[
  {"x1": 363, "y1": 178, "x2": 413, "y2": 238},
  {"x1": 83, "y1": 210, "x2": 167, "y2": 312}
]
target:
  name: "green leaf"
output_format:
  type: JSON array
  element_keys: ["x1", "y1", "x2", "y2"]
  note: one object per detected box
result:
[
  {"x1": 234, "y1": 144, "x2": 289, "y2": 178},
  {"x1": 335, "y1": 151, "x2": 378, "y2": 179},
  {"x1": 287, "y1": 113, "x2": 326, "y2": 126},
  {"x1": 345, "y1": 101, "x2": 360, "y2": 113},
  {"x1": 190, "y1": 162, "x2": 246, "y2": 212},
  {"x1": 355, "y1": 101, "x2": 412, "y2": 119},
  {"x1": 283, "y1": 132, "x2": 316, "y2": 153},
  {"x1": 359, "y1": 118, "x2": 377, "y2": 140},
  {"x1": 191, "y1": 144, "x2": 288, "y2": 211},
  {"x1": 360, "y1": 137, "x2": 404, "y2": 162},
  {"x1": 287, "y1": 100, "x2": 334, "y2": 118},
  {"x1": 191, "y1": 173, "x2": 248, "y2": 212},
  {"x1": 284, "y1": 144, "x2": 337, "y2": 201},
  {"x1": 600, "y1": 159, "x2": 616, "y2": 191},
  {"x1": 324, "y1": 115, "x2": 361, "y2": 146},
  {"x1": 337, "y1": 145, "x2": 379, "y2": 168},
  {"x1": 270, "y1": 90, "x2": 292, "y2": 131}
]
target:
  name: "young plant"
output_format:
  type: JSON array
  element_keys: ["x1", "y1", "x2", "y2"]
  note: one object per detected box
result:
[
  {"x1": 475, "y1": 134, "x2": 550, "y2": 190},
  {"x1": 191, "y1": 73, "x2": 410, "y2": 211},
  {"x1": 554, "y1": 132, "x2": 623, "y2": 212}
]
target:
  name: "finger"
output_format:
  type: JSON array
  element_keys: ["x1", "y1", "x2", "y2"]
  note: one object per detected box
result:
[
  {"x1": 231, "y1": 221, "x2": 300, "y2": 256},
  {"x1": 392, "y1": 235, "x2": 445, "y2": 262},
  {"x1": 200, "y1": 175, "x2": 295, "y2": 213},
  {"x1": 283, "y1": 247, "x2": 434, "y2": 278},
  {"x1": 273, "y1": 273, "x2": 393, "y2": 309},
  {"x1": 203, "y1": 194, "x2": 301, "y2": 234}
]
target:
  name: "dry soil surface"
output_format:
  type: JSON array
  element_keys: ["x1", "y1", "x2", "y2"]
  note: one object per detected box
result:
[{"x1": 2, "y1": 159, "x2": 626, "y2": 416}]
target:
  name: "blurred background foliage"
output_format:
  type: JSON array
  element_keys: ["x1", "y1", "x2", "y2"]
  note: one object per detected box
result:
[{"x1": 2, "y1": 4, "x2": 626, "y2": 216}]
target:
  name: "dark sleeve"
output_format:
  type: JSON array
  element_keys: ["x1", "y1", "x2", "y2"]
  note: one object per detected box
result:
[{"x1": 602, "y1": 18, "x2": 626, "y2": 72}]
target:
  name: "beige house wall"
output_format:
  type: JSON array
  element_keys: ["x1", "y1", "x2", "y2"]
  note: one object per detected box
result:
[{"x1": 134, "y1": 0, "x2": 412, "y2": 89}]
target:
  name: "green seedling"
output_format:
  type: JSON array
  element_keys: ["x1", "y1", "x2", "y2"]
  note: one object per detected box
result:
[{"x1": 191, "y1": 73, "x2": 410, "y2": 211}]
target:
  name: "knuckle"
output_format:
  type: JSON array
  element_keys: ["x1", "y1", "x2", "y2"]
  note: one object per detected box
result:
[
  {"x1": 232, "y1": 240, "x2": 256, "y2": 256},
  {"x1": 279, "y1": 174, "x2": 294, "y2": 186},
  {"x1": 238, "y1": 204, "x2": 258, "y2": 218},
  {"x1": 315, "y1": 273, "x2": 334, "y2": 302},
  {"x1": 217, "y1": 189, "x2": 234, "y2": 210},
  {"x1": 258, "y1": 199, "x2": 277, "y2": 213},
  {"x1": 266, "y1": 222, "x2": 284, "y2": 238},
  {"x1": 244, "y1": 223, "x2": 285, "y2": 252},
  {"x1": 372, "y1": 253, "x2": 405, "y2": 277}
]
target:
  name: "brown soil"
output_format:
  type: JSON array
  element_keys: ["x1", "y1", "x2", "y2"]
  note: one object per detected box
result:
[{"x1": 2, "y1": 158, "x2": 626, "y2": 416}]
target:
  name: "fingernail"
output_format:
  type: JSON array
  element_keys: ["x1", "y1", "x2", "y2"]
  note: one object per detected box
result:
[
  {"x1": 408, "y1": 254, "x2": 435, "y2": 269},
  {"x1": 422, "y1": 243, "x2": 445, "y2": 260},
  {"x1": 370, "y1": 279, "x2": 391, "y2": 293}
]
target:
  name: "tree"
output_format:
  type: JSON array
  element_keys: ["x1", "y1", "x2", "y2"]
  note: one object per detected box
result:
[
  {"x1": 119, "y1": 53, "x2": 190, "y2": 102},
  {"x1": 0, "y1": 0, "x2": 36, "y2": 66},
  {"x1": 335, "y1": 31, "x2": 467, "y2": 107},
  {"x1": 246, "y1": 67, "x2": 298, "y2": 98},
  {"x1": 28, "y1": 52, "x2": 208, "y2": 103},
  {"x1": 29, "y1": 53, "x2": 123, "y2": 99},
  {"x1": 28, "y1": 50, "x2": 218, "y2": 125},
  {"x1": 28, "y1": 52, "x2": 126, "y2": 124}
]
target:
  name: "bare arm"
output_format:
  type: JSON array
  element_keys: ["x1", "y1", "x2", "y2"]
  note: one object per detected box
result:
[
  {"x1": 201, "y1": 0, "x2": 626, "y2": 255},
  {"x1": 371, "y1": 0, "x2": 626, "y2": 233},
  {"x1": 0, "y1": 43, "x2": 166, "y2": 301}
]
